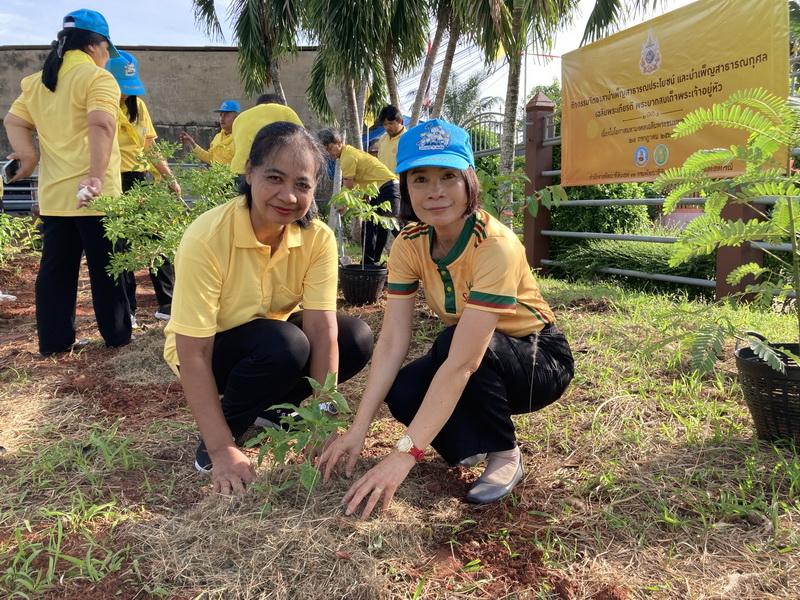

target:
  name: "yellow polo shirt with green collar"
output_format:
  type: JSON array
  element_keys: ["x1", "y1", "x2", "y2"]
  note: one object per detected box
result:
[
  {"x1": 193, "y1": 130, "x2": 235, "y2": 166},
  {"x1": 8, "y1": 50, "x2": 122, "y2": 217},
  {"x1": 230, "y1": 104, "x2": 304, "y2": 174},
  {"x1": 163, "y1": 196, "x2": 338, "y2": 375},
  {"x1": 340, "y1": 145, "x2": 397, "y2": 190},
  {"x1": 376, "y1": 126, "x2": 405, "y2": 173},
  {"x1": 387, "y1": 209, "x2": 555, "y2": 337},
  {"x1": 118, "y1": 97, "x2": 157, "y2": 173}
]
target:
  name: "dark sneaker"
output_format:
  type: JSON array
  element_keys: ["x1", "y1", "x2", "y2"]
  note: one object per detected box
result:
[
  {"x1": 154, "y1": 305, "x2": 171, "y2": 321},
  {"x1": 194, "y1": 440, "x2": 212, "y2": 473}
]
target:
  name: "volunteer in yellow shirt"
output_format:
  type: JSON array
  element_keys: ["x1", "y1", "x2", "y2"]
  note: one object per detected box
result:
[
  {"x1": 318, "y1": 129, "x2": 400, "y2": 264},
  {"x1": 165, "y1": 122, "x2": 372, "y2": 494},
  {"x1": 3, "y1": 9, "x2": 131, "y2": 355},
  {"x1": 375, "y1": 105, "x2": 406, "y2": 173},
  {"x1": 318, "y1": 120, "x2": 574, "y2": 516},
  {"x1": 229, "y1": 93, "x2": 303, "y2": 175},
  {"x1": 107, "y1": 50, "x2": 179, "y2": 321},
  {"x1": 179, "y1": 100, "x2": 239, "y2": 166}
]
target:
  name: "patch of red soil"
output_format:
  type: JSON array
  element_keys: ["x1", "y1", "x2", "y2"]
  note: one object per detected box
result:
[{"x1": 591, "y1": 584, "x2": 629, "y2": 600}]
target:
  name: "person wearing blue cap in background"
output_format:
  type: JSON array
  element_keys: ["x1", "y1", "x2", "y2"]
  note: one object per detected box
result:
[
  {"x1": 3, "y1": 9, "x2": 132, "y2": 354},
  {"x1": 107, "y1": 50, "x2": 180, "y2": 322},
  {"x1": 180, "y1": 100, "x2": 239, "y2": 167},
  {"x1": 318, "y1": 119, "x2": 574, "y2": 514}
]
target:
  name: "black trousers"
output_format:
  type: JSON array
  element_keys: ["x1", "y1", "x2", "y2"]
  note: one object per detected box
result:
[
  {"x1": 119, "y1": 171, "x2": 175, "y2": 312},
  {"x1": 362, "y1": 180, "x2": 400, "y2": 265},
  {"x1": 210, "y1": 313, "x2": 374, "y2": 439},
  {"x1": 36, "y1": 216, "x2": 132, "y2": 354},
  {"x1": 385, "y1": 324, "x2": 574, "y2": 465}
]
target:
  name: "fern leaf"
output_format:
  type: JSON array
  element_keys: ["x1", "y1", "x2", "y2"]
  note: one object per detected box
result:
[
  {"x1": 703, "y1": 191, "x2": 727, "y2": 218},
  {"x1": 689, "y1": 324, "x2": 727, "y2": 374},
  {"x1": 747, "y1": 337, "x2": 786, "y2": 374},
  {"x1": 745, "y1": 181, "x2": 800, "y2": 199},
  {"x1": 726, "y1": 262, "x2": 770, "y2": 285},
  {"x1": 673, "y1": 104, "x2": 784, "y2": 144},
  {"x1": 682, "y1": 148, "x2": 736, "y2": 174},
  {"x1": 670, "y1": 219, "x2": 777, "y2": 265},
  {"x1": 722, "y1": 88, "x2": 795, "y2": 126},
  {"x1": 662, "y1": 182, "x2": 699, "y2": 215}
]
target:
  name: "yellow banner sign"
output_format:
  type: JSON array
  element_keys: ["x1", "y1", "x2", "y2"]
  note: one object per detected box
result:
[{"x1": 561, "y1": 0, "x2": 788, "y2": 186}]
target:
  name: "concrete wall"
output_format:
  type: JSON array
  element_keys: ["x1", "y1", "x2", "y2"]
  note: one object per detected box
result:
[{"x1": 0, "y1": 46, "x2": 340, "y2": 156}]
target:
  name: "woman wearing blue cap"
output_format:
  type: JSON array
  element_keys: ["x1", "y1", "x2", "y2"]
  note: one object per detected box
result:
[
  {"x1": 318, "y1": 119, "x2": 574, "y2": 515},
  {"x1": 106, "y1": 50, "x2": 180, "y2": 321},
  {"x1": 180, "y1": 100, "x2": 240, "y2": 167},
  {"x1": 3, "y1": 9, "x2": 132, "y2": 354}
]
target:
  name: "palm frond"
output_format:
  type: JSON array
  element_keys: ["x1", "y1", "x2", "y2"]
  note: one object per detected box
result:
[
  {"x1": 306, "y1": 54, "x2": 336, "y2": 124},
  {"x1": 192, "y1": 0, "x2": 224, "y2": 42}
]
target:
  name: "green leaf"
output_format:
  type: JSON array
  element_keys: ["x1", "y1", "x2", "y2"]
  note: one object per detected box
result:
[
  {"x1": 299, "y1": 462, "x2": 320, "y2": 491},
  {"x1": 748, "y1": 337, "x2": 786, "y2": 374},
  {"x1": 688, "y1": 324, "x2": 728, "y2": 374},
  {"x1": 726, "y1": 262, "x2": 770, "y2": 285}
]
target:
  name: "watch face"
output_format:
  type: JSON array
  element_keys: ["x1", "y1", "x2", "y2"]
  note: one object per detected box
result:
[{"x1": 395, "y1": 435, "x2": 413, "y2": 453}]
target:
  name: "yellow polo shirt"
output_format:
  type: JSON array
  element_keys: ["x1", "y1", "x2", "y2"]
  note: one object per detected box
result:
[
  {"x1": 387, "y1": 210, "x2": 555, "y2": 337},
  {"x1": 193, "y1": 130, "x2": 235, "y2": 166},
  {"x1": 230, "y1": 104, "x2": 304, "y2": 174},
  {"x1": 376, "y1": 126, "x2": 405, "y2": 173},
  {"x1": 8, "y1": 50, "x2": 121, "y2": 217},
  {"x1": 118, "y1": 97, "x2": 157, "y2": 173},
  {"x1": 340, "y1": 145, "x2": 397, "y2": 190},
  {"x1": 163, "y1": 196, "x2": 338, "y2": 375}
]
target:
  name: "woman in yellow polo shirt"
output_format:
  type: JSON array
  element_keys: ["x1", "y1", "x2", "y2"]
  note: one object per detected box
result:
[
  {"x1": 318, "y1": 120, "x2": 574, "y2": 515},
  {"x1": 179, "y1": 100, "x2": 239, "y2": 166},
  {"x1": 164, "y1": 122, "x2": 373, "y2": 495},
  {"x1": 107, "y1": 50, "x2": 180, "y2": 321},
  {"x1": 3, "y1": 9, "x2": 131, "y2": 354}
]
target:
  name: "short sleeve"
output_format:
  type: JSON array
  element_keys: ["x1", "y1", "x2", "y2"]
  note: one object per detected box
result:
[
  {"x1": 86, "y1": 71, "x2": 121, "y2": 116},
  {"x1": 169, "y1": 235, "x2": 223, "y2": 338},
  {"x1": 340, "y1": 149, "x2": 357, "y2": 179},
  {"x1": 465, "y1": 237, "x2": 519, "y2": 314},
  {"x1": 386, "y1": 235, "x2": 420, "y2": 299},
  {"x1": 139, "y1": 100, "x2": 157, "y2": 140},
  {"x1": 8, "y1": 93, "x2": 33, "y2": 125},
  {"x1": 301, "y1": 226, "x2": 338, "y2": 311}
]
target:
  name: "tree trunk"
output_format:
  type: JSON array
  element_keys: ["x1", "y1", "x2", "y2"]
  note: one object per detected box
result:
[
  {"x1": 270, "y1": 63, "x2": 286, "y2": 103},
  {"x1": 343, "y1": 75, "x2": 363, "y2": 151},
  {"x1": 410, "y1": 4, "x2": 449, "y2": 126},
  {"x1": 382, "y1": 47, "x2": 401, "y2": 109},
  {"x1": 500, "y1": 2, "x2": 523, "y2": 176},
  {"x1": 356, "y1": 79, "x2": 369, "y2": 143},
  {"x1": 431, "y1": 17, "x2": 460, "y2": 118}
]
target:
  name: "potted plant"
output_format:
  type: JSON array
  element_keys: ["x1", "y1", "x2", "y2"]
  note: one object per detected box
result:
[
  {"x1": 330, "y1": 184, "x2": 398, "y2": 305},
  {"x1": 655, "y1": 87, "x2": 800, "y2": 442}
]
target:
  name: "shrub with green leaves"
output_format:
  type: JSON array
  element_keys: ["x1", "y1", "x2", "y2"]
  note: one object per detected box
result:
[
  {"x1": 245, "y1": 373, "x2": 351, "y2": 491},
  {"x1": 655, "y1": 87, "x2": 800, "y2": 373},
  {"x1": 90, "y1": 142, "x2": 237, "y2": 277},
  {"x1": 0, "y1": 212, "x2": 40, "y2": 266},
  {"x1": 330, "y1": 184, "x2": 398, "y2": 267}
]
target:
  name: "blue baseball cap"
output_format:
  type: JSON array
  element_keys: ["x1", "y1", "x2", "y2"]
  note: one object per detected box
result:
[
  {"x1": 63, "y1": 9, "x2": 119, "y2": 58},
  {"x1": 395, "y1": 119, "x2": 475, "y2": 174},
  {"x1": 214, "y1": 100, "x2": 241, "y2": 113},
  {"x1": 106, "y1": 51, "x2": 146, "y2": 96}
]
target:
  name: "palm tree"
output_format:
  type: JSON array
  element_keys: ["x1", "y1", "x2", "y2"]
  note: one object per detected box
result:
[
  {"x1": 440, "y1": 71, "x2": 501, "y2": 126},
  {"x1": 382, "y1": 0, "x2": 430, "y2": 110},
  {"x1": 191, "y1": 0, "x2": 302, "y2": 101}
]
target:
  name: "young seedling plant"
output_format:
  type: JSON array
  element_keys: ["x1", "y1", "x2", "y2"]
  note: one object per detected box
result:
[
  {"x1": 330, "y1": 184, "x2": 399, "y2": 268},
  {"x1": 245, "y1": 372, "x2": 351, "y2": 492}
]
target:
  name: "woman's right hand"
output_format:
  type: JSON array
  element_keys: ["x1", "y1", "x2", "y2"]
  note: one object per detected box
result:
[
  {"x1": 316, "y1": 427, "x2": 367, "y2": 483},
  {"x1": 210, "y1": 445, "x2": 256, "y2": 495}
]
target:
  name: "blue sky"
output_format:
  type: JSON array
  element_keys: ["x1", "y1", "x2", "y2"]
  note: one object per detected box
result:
[{"x1": 0, "y1": 0, "x2": 695, "y2": 101}]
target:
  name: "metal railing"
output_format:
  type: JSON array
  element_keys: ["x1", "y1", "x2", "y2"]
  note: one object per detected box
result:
[{"x1": 461, "y1": 112, "x2": 525, "y2": 158}]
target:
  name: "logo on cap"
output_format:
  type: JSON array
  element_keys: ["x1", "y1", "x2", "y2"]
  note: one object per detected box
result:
[
  {"x1": 123, "y1": 63, "x2": 136, "y2": 77},
  {"x1": 417, "y1": 123, "x2": 450, "y2": 151}
]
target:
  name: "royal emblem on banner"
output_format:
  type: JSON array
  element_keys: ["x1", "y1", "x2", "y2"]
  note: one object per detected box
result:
[{"x1": 639, "y1": 32, "x2": 661, "y2": 75}]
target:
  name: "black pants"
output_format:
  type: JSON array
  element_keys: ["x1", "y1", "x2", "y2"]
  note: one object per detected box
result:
[
  {"x1": 118, "y1": 171, "x2": 175, "y2": 313},
  {"x1": 385, "y1": 324, "x2": 574, "y2": 465},
  {"x1": 362, "y1": 180, "x2": 400, "y2": 265},
  {"x1": 36, "y1": 216, "x2": 132, "y2": 354},
  {"x1": 210, "y1": 313, "x2": 374, "y2": 439}
]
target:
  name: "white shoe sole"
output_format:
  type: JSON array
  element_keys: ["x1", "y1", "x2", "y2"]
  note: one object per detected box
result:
[{"x1": 153, "y1": 312, "x2": 171, "y2": 321}]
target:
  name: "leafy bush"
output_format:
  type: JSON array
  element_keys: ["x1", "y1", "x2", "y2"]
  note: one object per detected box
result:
[
  {"x1": 91, "y1": 142, "x2": 237, "y2": 277},
  {"x1": 0, "y1": 213, "x2": 40, "y2": 266}
]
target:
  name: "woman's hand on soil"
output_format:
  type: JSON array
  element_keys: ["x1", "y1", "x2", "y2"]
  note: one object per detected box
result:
[
  {"x1": 316, "y1": 428, "x2": 366, "y2": 483},
  {"x1": 341, "y1": 451, "x2": 415, "y2": 519},
  {"x1": 210, "y1": 446, "x2": 256, "y2": 496}
]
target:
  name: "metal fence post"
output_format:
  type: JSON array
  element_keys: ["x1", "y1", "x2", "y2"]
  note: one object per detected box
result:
[
  {"x1": 715, "y1": 202, "x2": 764, "y2": 300},
  {"x1": 523, "y1": 92, "x2": 555, "y2": 269}
]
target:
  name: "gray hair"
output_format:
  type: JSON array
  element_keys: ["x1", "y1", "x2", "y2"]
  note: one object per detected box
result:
[{"x1": 317, "y1": 128, "x2": 343, "y2": 147}]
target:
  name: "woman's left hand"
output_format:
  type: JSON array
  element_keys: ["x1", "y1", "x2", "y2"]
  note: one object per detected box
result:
[{"x1": 342, "y1": 451, "x2": 416, "y2": 519}]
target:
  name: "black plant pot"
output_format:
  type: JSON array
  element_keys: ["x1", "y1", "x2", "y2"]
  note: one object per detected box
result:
[
  {"x1": 736, "y1": 342, "x2": 800, "y2": 444},
  {"x1": 339, "y1": 263, "x2": 387, "y2": 305}
]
